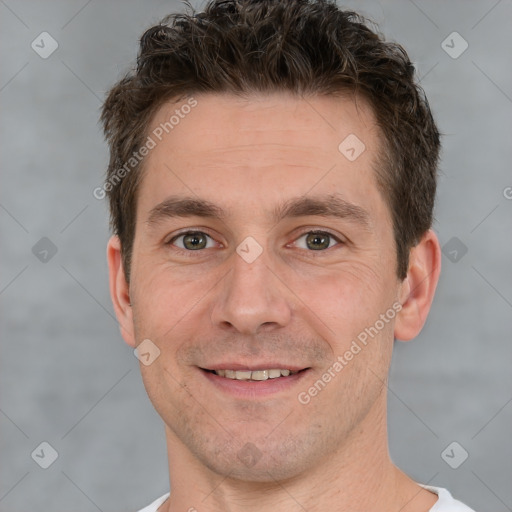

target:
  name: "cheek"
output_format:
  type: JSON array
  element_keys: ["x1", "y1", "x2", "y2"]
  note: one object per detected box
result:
[
  {"x1": 131, "y1": 259, "x2": 221, "y2": 341},
  {"x1": 290, "y1": 261, "x2": 394, "y2": 340}
]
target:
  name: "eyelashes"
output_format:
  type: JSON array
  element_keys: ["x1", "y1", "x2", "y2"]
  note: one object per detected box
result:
[
  {"x1": 292, "y1": 230, "x2": 342, "y2": 251},
  {"x1": 167, "y1": 229, "x2": 344, "y2": 254}
]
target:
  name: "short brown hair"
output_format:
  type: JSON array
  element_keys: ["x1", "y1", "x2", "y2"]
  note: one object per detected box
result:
[{"x1": 101, "y1": 0, "x2": 440, "y2": 282}]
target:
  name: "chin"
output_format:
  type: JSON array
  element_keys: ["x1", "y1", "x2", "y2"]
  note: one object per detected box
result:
[
  {"x1": 203, "y1": 453, "x2": 306, "y2": 483},
  {"x1": 190, "y1": 432, "x2": 318, "y2": 483}
]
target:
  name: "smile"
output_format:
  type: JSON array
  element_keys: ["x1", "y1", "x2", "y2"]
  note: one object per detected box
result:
[
  {"x1": 208, "y1": 368, "x2": 300, "y2": 381},
  {"x1": 199, "y1": 366, "x2": 311, "y2": 398}
]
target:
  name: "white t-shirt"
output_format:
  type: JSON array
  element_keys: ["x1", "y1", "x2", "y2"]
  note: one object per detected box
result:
[{"x1": 136, "y1": 484, "x2": 475, "y2": 511}]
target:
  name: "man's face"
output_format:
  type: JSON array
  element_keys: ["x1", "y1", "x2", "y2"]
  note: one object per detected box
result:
[{"x1": 125, "y1": 92, "x2": 404, "y2": 480}]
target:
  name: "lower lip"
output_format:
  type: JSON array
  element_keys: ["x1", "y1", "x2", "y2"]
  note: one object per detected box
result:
[{"x1": 199, "y1": 368, "x2": 310, "y2": 399}]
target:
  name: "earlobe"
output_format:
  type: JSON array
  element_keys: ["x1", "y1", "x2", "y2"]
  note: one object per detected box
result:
[
  {"x1": 107, "y1": 235, "x2": 136, "y2": 347},
  {"x1": 394, "y1": 229, "x2": 441, "y2": 342}
]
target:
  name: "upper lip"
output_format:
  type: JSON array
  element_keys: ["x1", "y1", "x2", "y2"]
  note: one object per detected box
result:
[{"x1": 200, "y1": 363, "x2": 310, "y2": 372}]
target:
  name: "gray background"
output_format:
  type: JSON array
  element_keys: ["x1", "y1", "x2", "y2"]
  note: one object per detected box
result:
[{"x1": 1, "y1": 1, "x2": 511, "y2": 511}]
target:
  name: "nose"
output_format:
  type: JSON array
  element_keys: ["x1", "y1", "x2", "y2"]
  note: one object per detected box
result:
[{"x1": 210, "y1": 248, "x2": 292, "y2": 336}]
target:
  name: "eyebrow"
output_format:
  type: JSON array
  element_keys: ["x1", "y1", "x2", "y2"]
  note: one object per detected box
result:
[{"x1": 145, "y1": 194, "x2": 370, "y2": 230}]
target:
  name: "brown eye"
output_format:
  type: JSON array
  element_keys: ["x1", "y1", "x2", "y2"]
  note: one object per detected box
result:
[
  {"x1": 171, "y1": 231, "x2": 212, "y2": 250},
  {"x1": 293, "y1": 231, "x2": 340, "y2": 251},
  {"x1": 305, "y1": 232, "x2": 331, "y2": 250}
]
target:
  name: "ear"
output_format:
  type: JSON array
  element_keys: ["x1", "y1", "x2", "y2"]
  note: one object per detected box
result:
[
  {"x1": 394, "y1": 229, "x2": 441, "y2": 342},
  {"x1": 107, "y1": 235, "x2": 136, "y2": 347}
]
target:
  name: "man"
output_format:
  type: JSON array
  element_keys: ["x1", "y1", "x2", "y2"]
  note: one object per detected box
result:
[{"x1": 101, "y1": 1, "x2": 475, "y2": 510}]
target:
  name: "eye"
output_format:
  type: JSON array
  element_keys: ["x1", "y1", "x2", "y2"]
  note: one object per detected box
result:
[
  {"x1": 169, "y1": 231, "x2": 216, "y2": 251},
  {"x1": 293, "y1": 231, "x2": 341, "y2": 251}
]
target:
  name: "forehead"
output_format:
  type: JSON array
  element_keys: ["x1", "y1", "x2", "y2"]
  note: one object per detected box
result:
[
  {"x1": 147, "y1": 91, "x2": 379, "y2": 157},
  {"x1": 138, "y1": 92, "x2": 385, "y2": 222}
]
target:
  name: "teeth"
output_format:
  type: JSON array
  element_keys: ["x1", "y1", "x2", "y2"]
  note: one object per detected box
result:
[
  {"x1": 212, "y1": 369, "x2": 298, "y2": 381},
  {"x1": 250, "y1": 370, "x2": 268, "y2": 381}
]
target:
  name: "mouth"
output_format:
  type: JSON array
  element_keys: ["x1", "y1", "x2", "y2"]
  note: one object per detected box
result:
[
  {"x1": 201, "y1": 368, "x2": 307, "y2": 381},
  {"x1": 198, "y1": 365, "x2": 311, "y2": 398}
]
